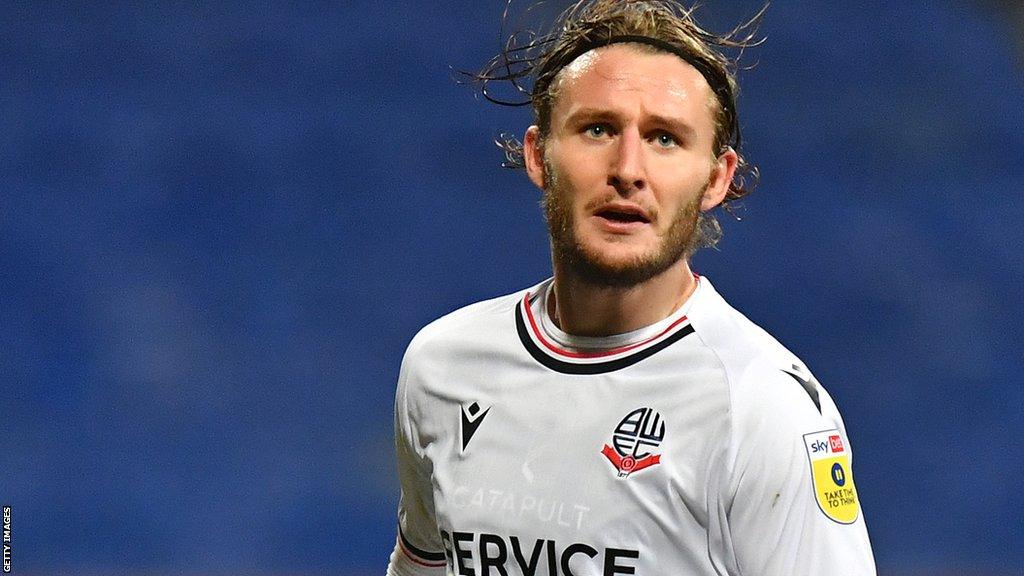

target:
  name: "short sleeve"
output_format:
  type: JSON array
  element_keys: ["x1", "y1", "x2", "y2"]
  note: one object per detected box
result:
[
  {"x1": 724, "y1": 368, "x2": 876, "y2": 576},
  {"x1": 386, "y1": 343, "x2": 447, "y2": 574}
]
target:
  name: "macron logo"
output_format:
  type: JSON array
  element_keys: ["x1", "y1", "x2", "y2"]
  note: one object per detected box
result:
[{"x1": 461, "y1": 402, "x2": 491, "y2": 451}]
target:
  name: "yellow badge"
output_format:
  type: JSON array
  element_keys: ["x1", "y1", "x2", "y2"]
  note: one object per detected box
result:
[{"x1": 803, "y1": 429, "x2": 860, "y2": 524}]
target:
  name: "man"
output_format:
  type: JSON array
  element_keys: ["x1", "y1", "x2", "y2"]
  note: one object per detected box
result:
[{"x1": 387, "y1": 1, "x2": 875, "y2": 574}]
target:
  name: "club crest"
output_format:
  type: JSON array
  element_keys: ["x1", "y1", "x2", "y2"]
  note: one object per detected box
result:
[{"x1": 601, "y1": 407, "x2": 665, "y2": 478}]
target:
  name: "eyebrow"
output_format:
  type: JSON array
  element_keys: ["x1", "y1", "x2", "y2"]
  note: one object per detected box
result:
[
  {"x1": 647, "y1": 113, "x2": 698, "y2": 139},
  {"x1": 562, "y1": 107, "x2": 698, "y2": 139}
]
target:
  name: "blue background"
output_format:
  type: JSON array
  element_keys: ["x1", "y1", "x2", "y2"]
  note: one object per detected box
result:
[{"x1": 2, "y1": 1, "x2": 1022, "y2": 574}]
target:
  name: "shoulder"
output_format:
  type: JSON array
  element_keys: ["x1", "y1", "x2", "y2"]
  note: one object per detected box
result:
[
  {"x1": 688, "y1": 278, "x2": 804, "y2": 375},
  {"x1": 398, "y1": 281, "x2": 546, "y2": 398},
  {"x1": 687, "y1": 278, "x2": 837, "y2": 431},
  {"x1": 402, "y1": 283, "x2": 536, "y2": 364},
  {"x1": 395, "y1": 283, "x2": 539, "y2": 438}
]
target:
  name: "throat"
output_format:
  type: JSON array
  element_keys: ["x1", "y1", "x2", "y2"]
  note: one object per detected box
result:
[
  {"x1": 537, "y1": 278, "x2": 694, "y2": 350},
  {"x1": 547, "y1": 265, "x2": 697, "y2": 338}
]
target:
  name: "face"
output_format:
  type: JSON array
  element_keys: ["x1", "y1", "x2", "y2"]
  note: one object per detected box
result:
[{"x1": 525, "y1": 44, "x2": 737, "y2": 287}]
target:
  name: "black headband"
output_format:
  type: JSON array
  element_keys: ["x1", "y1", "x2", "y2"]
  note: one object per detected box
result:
[{"x1": 532, "y1": 34, "x2": 738, "y2": 149}]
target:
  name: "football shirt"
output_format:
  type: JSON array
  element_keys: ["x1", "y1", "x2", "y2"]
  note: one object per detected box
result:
[{"x1": 387, "y1": 277, "x2": 875, "y2": 576}]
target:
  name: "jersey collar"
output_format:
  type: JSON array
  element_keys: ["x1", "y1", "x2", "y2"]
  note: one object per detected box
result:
[{"x1": 515, "y1": 278, "x2": 698, "y2": 375}]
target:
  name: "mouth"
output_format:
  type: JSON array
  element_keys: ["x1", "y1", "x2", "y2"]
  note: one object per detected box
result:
[{"x1": 594, "y1": 205, "x2": 651, "y2": 225}]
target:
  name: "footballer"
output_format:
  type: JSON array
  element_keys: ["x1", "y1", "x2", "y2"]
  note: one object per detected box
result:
[{"x1": 387, "y1": 1, "x2": 876, "y2": 574}]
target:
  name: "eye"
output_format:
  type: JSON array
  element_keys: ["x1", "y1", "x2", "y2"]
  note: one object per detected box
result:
[
  {"x1": 653, "y1": 132, "x2": 678, "y2": 148},
  {"x1": 584, "y1": 123, "x2": 612, "y2": 138}
]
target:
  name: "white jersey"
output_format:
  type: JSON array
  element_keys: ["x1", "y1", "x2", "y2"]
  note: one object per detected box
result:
[{"x1": 387, "y1": 277, "x2": 875, "y2": 576}]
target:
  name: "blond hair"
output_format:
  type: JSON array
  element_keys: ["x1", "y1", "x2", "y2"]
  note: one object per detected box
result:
[{"x1": 468, "y1": 0, "x2": 765, "y2": 207}]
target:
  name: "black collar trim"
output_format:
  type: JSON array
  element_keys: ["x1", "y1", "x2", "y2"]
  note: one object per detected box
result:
[{"x1": 515, "y1": 294, "x2": 695, "y2": 375}]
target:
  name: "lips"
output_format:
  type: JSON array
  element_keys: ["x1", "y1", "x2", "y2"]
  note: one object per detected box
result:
[{"x1": 594, "y1": 204, "x2": 651, "y2": 224}]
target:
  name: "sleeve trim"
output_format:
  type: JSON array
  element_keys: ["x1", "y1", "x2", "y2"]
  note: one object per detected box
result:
[
  {"x1": 782, "y1": 367, "x2": 822, "y2": 413},
  {"x1": 399, "y1": 528, "x2": 447, "y2": 566}
]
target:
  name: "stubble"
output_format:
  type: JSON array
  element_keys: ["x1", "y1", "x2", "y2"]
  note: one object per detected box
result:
[{"x1": 542, "y1": 158, "x2": 709, "y2": 288}]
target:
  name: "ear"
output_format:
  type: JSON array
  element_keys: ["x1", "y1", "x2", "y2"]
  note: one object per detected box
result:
[
  {"x1": 700, "y1": 147, "x2": 738, "y2": 212},
  {"x1": 524, "y1": 125, "x2": 546, "y2": 190}
]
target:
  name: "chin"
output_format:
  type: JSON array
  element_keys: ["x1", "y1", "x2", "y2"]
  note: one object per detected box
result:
[
  {"x1": 561, "y1": 241, "x2": 683, "y2": 288},
  {"x1": 586, "y1": 235, "x2": 663, "y2": 265},
  {"x1": 547, "y1": 202, "x2": 696, "y2": 288}
]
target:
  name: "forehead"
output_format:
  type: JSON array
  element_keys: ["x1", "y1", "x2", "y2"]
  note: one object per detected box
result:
[{"x1": 550, "y1": 44, "x2": 716, "y2": 129}]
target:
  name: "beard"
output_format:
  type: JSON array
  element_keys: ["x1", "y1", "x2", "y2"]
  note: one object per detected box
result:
[{"x1": 542, "y1": 160, "x2": 711, "y2": 288}]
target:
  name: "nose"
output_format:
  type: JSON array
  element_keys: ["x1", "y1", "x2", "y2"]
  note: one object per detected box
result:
[{"x1": 609, "y1": 128, "x2": 646, "y2": 194}]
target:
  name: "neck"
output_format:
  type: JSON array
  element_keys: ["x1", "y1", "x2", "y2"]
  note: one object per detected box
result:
[{"x1": 549, "y1": 259, "x2": 697, "y2": 337}]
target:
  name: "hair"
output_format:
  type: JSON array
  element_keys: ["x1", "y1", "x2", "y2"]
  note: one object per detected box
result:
[{"x1": 465, "y1": 0, "x2": 766, "y2": 213}]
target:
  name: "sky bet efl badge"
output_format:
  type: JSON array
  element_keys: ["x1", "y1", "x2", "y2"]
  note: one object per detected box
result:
[{"x1": 804, "y1": 429, "x2": 859, "y2": 523}]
